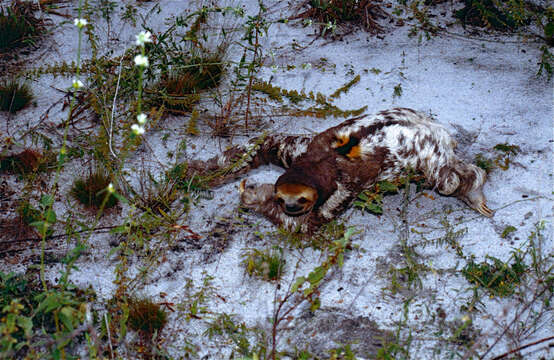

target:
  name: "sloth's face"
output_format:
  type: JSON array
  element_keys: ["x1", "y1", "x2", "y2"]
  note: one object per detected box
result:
[{"x1": 274, "y1": 183, "x2": 318, "y2": 216}]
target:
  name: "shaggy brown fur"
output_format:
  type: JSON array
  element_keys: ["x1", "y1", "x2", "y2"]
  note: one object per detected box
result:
[
  {"x1": 188, "y1": 108, "x2": 493, "y2": 233},
  {"x1": 240, "y1": 108, "x2": 493, "y2": 233}
]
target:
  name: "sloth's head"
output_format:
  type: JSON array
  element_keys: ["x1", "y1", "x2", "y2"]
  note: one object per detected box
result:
[{"x1": 274, "y1": 182, "x2": 318, "y2": 216}]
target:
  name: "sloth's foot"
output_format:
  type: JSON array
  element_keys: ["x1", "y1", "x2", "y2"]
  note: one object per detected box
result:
[{"x1": 459, "y1": 188, "x2": 494, "y2": 217}]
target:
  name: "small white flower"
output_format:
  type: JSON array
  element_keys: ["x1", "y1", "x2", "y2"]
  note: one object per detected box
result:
[
  {"x1": 301, "y1": 63, "x2": 312, "y2": 70},
  {"x1": 325, "y1": 21, "x2": 333, "y2": 30},
  {"x1": 137, "y1": 113, "x2": 147, "y2": 125},
  {"x1": 131, "y1": 124, "x2": 145, "y2": 135},
  {"x1": 72, "y1": 78, "x2": 84, "y2": 89},
  {"x1": 135, "y1": 30, "x2": 152, "y2": 46},
  {"x1": 74, "y1": 18, "x2": 88, "y2": 29},
  {"x1": 134, "y1": 54, "x2": 149, "y2": 67},
  {"x1": 107, "y1": 183, "x2": 115, "y2": 193},
  {"x1": 303, "y1": 19, "x2": 313, "y2": 26}
]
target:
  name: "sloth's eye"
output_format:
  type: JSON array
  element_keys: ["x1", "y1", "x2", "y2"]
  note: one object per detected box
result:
[{"x1": 298, "y1": 197, "x2": 308, "y2": 204}]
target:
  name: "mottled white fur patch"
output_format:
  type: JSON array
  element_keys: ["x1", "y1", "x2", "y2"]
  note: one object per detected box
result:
[
  {"x1": 344, "y1": 113, "x2": 457, "y2": 185},
  {"x1": 278, "y1": 139, "x2": 309, "y2": 168},
  {"x1": 319, "y1": 182, "x2": 351, "y2": 220}
]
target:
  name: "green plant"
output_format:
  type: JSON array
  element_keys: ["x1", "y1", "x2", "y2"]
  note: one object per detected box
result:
[
  {"x1": 242, "y1": 247, "x2": 286, "y2": 281},
  {"x1": 500, "y1": 225, "x2": 517, "y2": 239},
  {"x1": 127, "y1": 297, "x2": 167, "y2": 336},
  {"x1": 70, "y1": 170, "x2": 118, "y2": 209},
  {"x1": 376, "y1": 300, "x2": 414, "y2": 359},
  {"x1": 134, "y1": 172, "x2": 180, "y2": 215},
  {"x1": 462, "y1": 253, "x2": 527, "y2": 297},
  {"x1": 537, "y1": 45, "x2": 553, "y2": 79},
  {"x1": 474, "y1": 143, "x2": 520, "y2": 173},
  {"x1": 0, "y1": 299, "x2": 33, "y2": 357},
  {"x1": 393, "y1": 83, "x2": 403, "y2": 98},
  {"x1": 0, "y1": 271, "x2": 94, "y2": 358},
  {"x1": 454, "y1": 0, "x2": 528, "y2": 31},
  {"x1": 17, "y1": 200, "x2": 51, "y2": 237},
  {"x1": 205, "y1": 313, "x2": 267, "y2": 358},
  {"x1": 18, "y1": 195, "x2": 57, "y2": 239},
  {"x1": 0, "y1": 1, "x2": 44, "y2": 51},
  {"x1": 330, "y1": 74, "x2": 360, "y2": 98},
  {"x1": 328, "y1": 344, "x2": 357, "y2": 359},
  {"x1": 493, "y1": 142, "x2": 519, "y2": 170},
  {"x1": 474, "y1": 153, "x2": 494, "y2": 173},
  {"x1": 354, "y1": 179, "x2": 411, "y2": 215},
  {"x1": 251, "y1": 79, "x2": 367, "y2": 118},
  {"x1": 0, "y1": 80, "x2": 34, "y2": 113},
  {"x1": 0, "y1": 272, "x2": 37, "y2": 357}
]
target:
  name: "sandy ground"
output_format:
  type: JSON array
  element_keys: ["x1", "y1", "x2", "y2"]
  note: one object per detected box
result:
[{"x1": 0, "y1": 0, "x2": 552, "y2": 358}]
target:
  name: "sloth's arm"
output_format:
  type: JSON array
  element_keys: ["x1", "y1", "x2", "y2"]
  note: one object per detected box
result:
[{"x1": 187, "y1": 134, "x2": 311, "y2": 187}]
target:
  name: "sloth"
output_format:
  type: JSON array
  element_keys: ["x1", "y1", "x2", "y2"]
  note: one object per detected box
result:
[
  {"x1": 235, "y1": 108, "x2": 493, "y2": 233},
  {"x1": 186, "y1": 108, "x2": 493, "y2": 233}
]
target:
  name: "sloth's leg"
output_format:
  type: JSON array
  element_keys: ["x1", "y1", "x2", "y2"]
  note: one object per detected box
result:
[
  {"x1": 434, "y1": 161, "x2": 493, "y2": 217},
  {"x1": 187, "y1": 134, "x2": 311, "y2": 187}
]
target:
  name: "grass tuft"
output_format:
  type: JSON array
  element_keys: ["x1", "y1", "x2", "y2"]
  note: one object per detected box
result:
[
  {"x1": 293, "y1": 0, "x2": 388, "y2": 36},
  {"x1": 0, "y1": 80, "x2": 34, "y2": 113},
  {"x1": 242, "y1": 248, "x2": 286, "y2": 281},
  {"x1": 149, "y1": 55, "x2": 224, "y2": 114},
  {"x1": 70, "y1": 170, "x2": 118, "y2": 209},
  {"x1": 0, "y1": 1, "x2": 43, "y2": 51},
  {"x1": 0, "y1": 149, "x2": 55, "y2": 174},
  {"x1": 127, "y1": 297, "x2": 167, "y2": 336}
]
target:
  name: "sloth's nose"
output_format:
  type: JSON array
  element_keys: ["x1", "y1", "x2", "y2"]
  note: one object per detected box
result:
[{"x1": 285, "y1": 204, "x2": 302, "y2": 213}]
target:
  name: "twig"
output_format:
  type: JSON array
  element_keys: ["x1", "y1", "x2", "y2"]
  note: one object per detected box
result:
[
  {"x1": 105, "y1": 313, "x2": 114, "y2": 360},
  {"x1": 479, "y1": 284, "x2": 551, "y2": 359},
  {"x1": 108, "y1": 57, "x2": 124, "y2": 160},
  {"x1": 41, "y1": 322, "x2": 93, "y2": 349},
  {"x1": 490, "y1": 336, "x2": 554, "y2": 360},
  {"x1": 17, "y1": 95, "x2": 66, "y2": 141},
  {"x1": 244, "y1": 31, "x2": 258, "y2": 129},
  {"x1": 0, "y1": 226, "x2": 119, "y2": 244}
]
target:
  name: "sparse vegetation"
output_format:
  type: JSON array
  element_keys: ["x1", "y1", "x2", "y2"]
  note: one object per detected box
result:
[
  {"x1": 0, "y1": 80, "x2": 34, "y2": 113},
  {"x1": 127, "y1": 297, "x2": 168, "y2": 336},
  {"x1": 462, "y1": 253, "x2": 527, "y2": 297},
  {"x1": 455, "y1": 0, "x2": 527, "y2": 31},
  {"x1": 0, "y1": 1, "x2": 45, "y2": 51},
  {"x1": 0, "y1": 0, "x2": 551, "y2": 359},
  {"x1": 292, "y1": 0, "x2": 389, "y2": 36},
  {"x1": 0, "y1": 149, "x2": 52, "y2": 174},
  {"x1": 242, "y1": 247, "x2": 286, "y2": 281},
  {"x1": 474, "y1": 143, "x2": 520, "y2": 172},
  {"x1": 147, "y1": 54, "x2": 225, "y2": 114},
  {"x1": 0, "y1": 270, "x2": 95, "y2": 359},
  {"x1": 70, "y1": 170, "x2": 118, "y2": 209}
]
